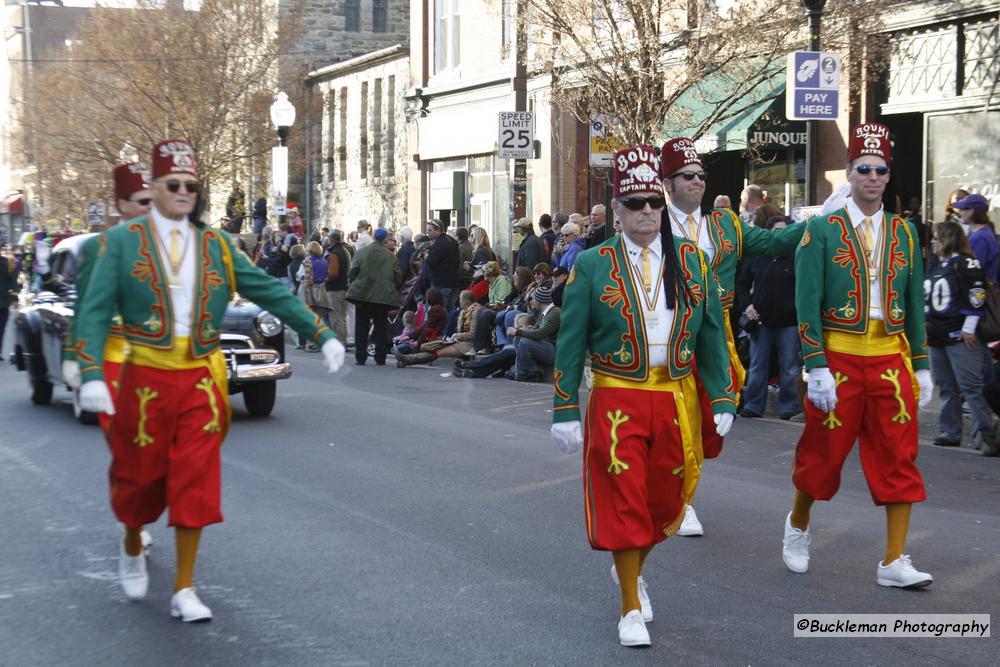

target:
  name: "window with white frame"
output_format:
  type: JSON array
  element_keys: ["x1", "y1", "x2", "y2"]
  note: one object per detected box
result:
[{"x1": 434, "y1": 0, "x2": 461, "y2": 74}]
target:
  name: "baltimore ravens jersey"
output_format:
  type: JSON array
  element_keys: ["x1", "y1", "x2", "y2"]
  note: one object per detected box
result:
[{"x1": 924, "y1": 254, "x2": 986, "y2": 346}]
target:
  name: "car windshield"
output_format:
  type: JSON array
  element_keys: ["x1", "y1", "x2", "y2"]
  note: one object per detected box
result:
[{"x1": 49, "y1": 249, "x2": 77, "y2": 286}]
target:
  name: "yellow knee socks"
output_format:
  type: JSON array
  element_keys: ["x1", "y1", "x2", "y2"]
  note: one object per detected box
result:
[
  {"x1": 174, "y1": 527, "x2": 202, "y2": 593},
  {"x1": 883, "y1": 503, "x2": 911, "y2": 565},
  {"x1": 790, "y1": 490, "x2": 815, "y2": 531},
  {"x1": 123, "y1": 526, "x2": 144, "y2": 557},
  {"x1": 613, "y1": 549, "x2": 642, "y2": 616}
]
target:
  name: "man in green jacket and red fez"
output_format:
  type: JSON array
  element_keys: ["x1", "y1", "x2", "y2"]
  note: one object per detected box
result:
[
  {"x1": 76, "y1": 139, "x2": 345, "y2": 622},
  {"x1": 551, "y1": 145, "x2": 736, "y2": 647},
  {"x1": 781, "y1": 122, "x2": 934, "y2": 589},
  {"x1": 658, "y1": 137, "x2": 804, "y2": 537}
]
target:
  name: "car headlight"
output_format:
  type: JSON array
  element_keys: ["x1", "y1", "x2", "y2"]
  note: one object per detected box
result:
[{"x1": 255, "y1": 311, "x2": 283, "y2": 337}]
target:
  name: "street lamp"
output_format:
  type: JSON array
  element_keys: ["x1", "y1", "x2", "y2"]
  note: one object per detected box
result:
[
  {"x1": 269, "y1": 92, "x2": 296, "y2": 224},
  {"x1": 801, "y1": 0, "x2": 827, "y2": 205},
  {"x1": 269, "y1": 91, "x2": 296, "y2": 147}
]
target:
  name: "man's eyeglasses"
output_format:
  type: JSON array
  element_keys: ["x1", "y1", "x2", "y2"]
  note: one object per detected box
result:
[
  {"x1": 131, "y1": 197, "x2": 152, "y2": 206},
  {"x1": 619, "y1": 196, "x2": 666, "y2": 211},
  {"x1": 669, "y1": 171, "x2": 708, "y2": 182},
  {"x1": 166, "y1": 180, "x2": 199, "y2": 194},
  {"x1": 854, "y1": 165, "x2": 890, "y2": 176}
]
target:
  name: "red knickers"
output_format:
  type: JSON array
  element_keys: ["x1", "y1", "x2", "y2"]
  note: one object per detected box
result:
[
  {"x1": 108, "y1": 363, "x2": 228, "y2": 529},
  {"x1": 583, "y1": 386, "x2": 686, "y2": 551},
  {"x1": 793, "y1": 350, "x2": 926, "y2": 505}
]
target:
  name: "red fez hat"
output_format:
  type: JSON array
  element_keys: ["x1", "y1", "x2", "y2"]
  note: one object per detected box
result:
[
  {"x1": 660, "y1": 138, "x2": 702, "y2": 178},
  {"x1": 112, "y1": 162, "x2": 150, "y2": 201},
  {"x1": 287, "y1": 202, "x2": 298, "y2": 212},
  {"x1": 612, "y1": 145, "x2": 662, "y2": 198},
  {"x1": 848, "y1": 122, "x2": 891, "y2": 163},
  {"x1": 152, "y1": 139, "x2": 197, "y2": 179}
]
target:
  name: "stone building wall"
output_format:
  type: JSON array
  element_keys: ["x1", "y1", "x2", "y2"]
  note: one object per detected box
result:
[
  {"x1": 310, "y1": 50, "x2": 410, "y2": 233},
  {"x1": 288, "y1": 0, "x2": 409, "y2": 66}
]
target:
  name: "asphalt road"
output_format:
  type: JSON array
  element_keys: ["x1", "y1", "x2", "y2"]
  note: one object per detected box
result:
[{"x1": 0, "y1": 350, "x2": 997, "y2": 666}]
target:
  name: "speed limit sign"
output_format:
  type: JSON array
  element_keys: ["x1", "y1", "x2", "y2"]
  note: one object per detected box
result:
[{"x1": 497, "y1": 111, "x2": 534, "y2": 159}]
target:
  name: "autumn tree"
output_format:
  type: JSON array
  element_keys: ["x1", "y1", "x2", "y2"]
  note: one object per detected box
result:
[
  {"x1": 517, "y1": 0, "x2": 883, "y2": 146},
  {"x1": 23, "y1": 0, "x2": 303, "y2": 220}
]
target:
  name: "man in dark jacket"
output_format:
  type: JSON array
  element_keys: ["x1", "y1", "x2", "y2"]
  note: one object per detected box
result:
[
  {"x1": 456, "y1": 226, "x2": 475, "y2": 287},
  {"x1": 324, "y1": 230, "x2": 352, "y2": 344},
  {"x1": 585, "y1": 203, "x2": 608, "y2": 249},
  {"x1": 734, "y1": 217, "x2": 801, "y2": 419},
  {"x1": 514, "y1": 217, "x2": 545, "y2": 270},
  {"x1": 347, "y1": 228, "x2": 403, "y2": 365},
  {"x1": 425, "y1": 219, "x2": 460, "y2": 310},
  {"x1": 397, "y1": 226, "x2": 416, "y2": 280},
  {"x1": 538, "y1": 214, "x2": 556, "y2": 261}
]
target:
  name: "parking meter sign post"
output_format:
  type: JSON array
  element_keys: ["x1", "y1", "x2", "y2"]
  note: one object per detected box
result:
[
  {"x1": 786, "y1": 51, "x2": 841, "y2": 121},
  {"x1": 498, "y1": 112, "x2": 534, "y2": 159}
]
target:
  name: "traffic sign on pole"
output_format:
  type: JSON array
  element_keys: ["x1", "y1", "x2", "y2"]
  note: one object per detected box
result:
[
  {"x1": 786, "y1": 51, "x2": 841, "y2": 121},
  {"x1": 497, "y1": 111, "x2": 534, "y2": 159},
  {"x1": 589, "y1": 113, "x2": 627, "y2": 167}
]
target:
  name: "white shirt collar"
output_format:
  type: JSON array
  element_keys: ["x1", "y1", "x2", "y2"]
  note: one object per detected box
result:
[
  {"x1": 845, "y1": 197, "x2": 883, "y2": 228},
  {"x1": 667, "y1": 202, "x2": 701, "y2": 226},
  {"x1": 622, "y1": 232, "x2": 662, "y2": 260},
  {"x1": 150, "y1": 205, "x2": 191, "y2": 239}
]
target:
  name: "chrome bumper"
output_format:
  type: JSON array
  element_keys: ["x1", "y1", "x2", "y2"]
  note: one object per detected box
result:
[{"x1": 222, "y1": 337, "x2": 292, "y2": 384}]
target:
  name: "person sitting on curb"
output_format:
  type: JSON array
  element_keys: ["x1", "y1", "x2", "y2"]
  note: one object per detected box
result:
[
  {"x1": 506, "y1": 284, "x2": 560, "y2": 381},
  {"x1": 396, "y1": 290, "x2": 481, "y2": 367}
]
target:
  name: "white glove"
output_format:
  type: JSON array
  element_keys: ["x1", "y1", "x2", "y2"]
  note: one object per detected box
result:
[
  {"x1": 807, "y1": 367, "x2": 839, "y2": 413},
  {"x1": 551, "y1": 421, "x2": 583, "y2": 454},
  {"x1": 916, "y1": 369, "x2": 933, "y2": 409},
  {"x1": 62, "y1": 359, "x2": 81, "y2": 390},
  {"x1": 321, "y1": 338, "x2": 346, "y2": 373},
  {"x1": 713, "y1": 412, "x2": 734, "y2": 437},
  {"x1": 78, "y1": 380, "x2": 115, "y2": 415}
]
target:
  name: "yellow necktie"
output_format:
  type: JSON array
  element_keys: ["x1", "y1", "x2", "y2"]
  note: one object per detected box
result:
[
  {"x1": 169, "y1": 229, "x2": 182, "y2": 271},
  {"x1": 864, "y1": 217, "x2": 874, "y2": 251},
  {"x1": 686, "y1": 213, "x2": 697, "y2": 241},
  {"x1": 640, "y1": 247, "x2": 652, "y2": 291}
]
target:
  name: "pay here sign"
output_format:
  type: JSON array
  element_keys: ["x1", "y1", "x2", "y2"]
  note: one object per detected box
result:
[{"x1": 785, "y1": 51, "x2": 841, "y2": 121}]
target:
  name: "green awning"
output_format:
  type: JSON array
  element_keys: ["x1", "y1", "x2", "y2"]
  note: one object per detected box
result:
[{"x1": 661, "y1": 65, "x2": 786, "y2": 153}]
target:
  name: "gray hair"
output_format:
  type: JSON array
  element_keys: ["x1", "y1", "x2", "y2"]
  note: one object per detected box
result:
[
  {"x1": 552, "y1": 212, "x2": 569, "y2": 225},
  {"x1": 398, "y1": 225, "x2": 413, "y2": 242}
]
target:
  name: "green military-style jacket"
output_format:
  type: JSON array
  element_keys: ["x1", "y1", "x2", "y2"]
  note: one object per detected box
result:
[
  {"x1": 63, "y1": 232, "x2": 125, "y2": 362},
  {"x1": 794, "y1": 208, "x2": 929, "y2": 371},
  {"x1": 74, "y1": 216, "x2": 334, "y2": 383},
  {"x1": 700, "y1": 208, "x2": 805, "y2": 308},
  {"x1": 552, "y1": 234, "x2": 737, "y2": 423}
]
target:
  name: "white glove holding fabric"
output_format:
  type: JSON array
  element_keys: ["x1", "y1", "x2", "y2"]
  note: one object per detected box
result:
[
  {"x1": 551, "y1": 421, "x2": 583, "y2": 455},
  {"x1": 78, "y1": 380, "x2": 115, "y2": 415},
  {"x1": 916, "y1": 369, "x2": 933, "y2": 409},
  {"x1": 321, "y1": 338, "x2": 346, "y2": 373},
  {"x1": 62, "y1": 360, "x2": 81, "y2": 390},
  {"x1": 713, "y1": 412, "x2": 734, "y2": 437},
  {"x1": 807, "y1": 367, "x2": 839, "y2": 413}
]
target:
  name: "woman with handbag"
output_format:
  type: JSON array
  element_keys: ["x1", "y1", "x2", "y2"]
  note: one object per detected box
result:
[{"x1": 925, "y1": 222, "x2": 999, "y2": 455}]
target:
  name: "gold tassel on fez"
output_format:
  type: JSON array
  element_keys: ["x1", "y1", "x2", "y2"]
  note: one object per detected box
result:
[
  {"x1": 133, "y1": 387, "x2": 159, "y2": 447},
  {"x1": 823, "y1": 372, "x2": 849, "y2": 430},
  {"x1": 606, "y1": 409, "x2": 631, "y2": 475},
  {"x1": 196, "y1": 377, "x2": 221, "y2": 433}
]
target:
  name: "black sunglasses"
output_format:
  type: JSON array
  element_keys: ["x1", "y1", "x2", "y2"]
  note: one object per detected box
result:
[
  {"x1": 669, "y1": 171, "x2": 708, "y2": 182},
  {"x1": 619, "y1": 196, "x2": 666, "y2": 211},
  {"x1": 166, "y1": 180, "x2": 199, "y2": 194},
  {"x1": 131, "y1": 197, "x2": 152, "y2": 206},
  {"x1": 854, "y1": 165, "x2": 890, "y2": 176}
]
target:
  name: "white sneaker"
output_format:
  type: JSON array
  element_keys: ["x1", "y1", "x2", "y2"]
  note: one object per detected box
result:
[
  {"x1": 782, "y1": 512, "x2": 810, "y2": 574},
  {"x1": 676, "y1": 505, "x2": 704, "y2": 537},
  {"x1": 140, "y1": 529, "x2": 153, "y2": 555},
  {"x1": 170, "y1": 587, "x2": 213, "y2": 622},
  {"x1": 118, "y1": 541, "x2": 148, "y2": 600},
  {"x1": 618, "y1": 609, "x2": 651, "y2": 647},
  {"x1": 610, "y1": 565, "x2": 653, "y2": 622},
  {"x1": 877, "y1": 555, "x2": 933, "y2": 589}
]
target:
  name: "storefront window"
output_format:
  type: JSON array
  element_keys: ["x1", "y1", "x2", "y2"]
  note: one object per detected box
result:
[
  {"x1": 927, "y1": 111, "x2": 1000, "y2": 221},
  {"x1": 748, "y1": 149, "x2": 806, "y2": 214}
]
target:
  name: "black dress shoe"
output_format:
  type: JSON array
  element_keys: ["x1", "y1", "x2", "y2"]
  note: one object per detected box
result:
[
  {"x1": 779, "y1": 411, "x2": 799, "y2": 421},
  {"x1": 932, "y1": 436, "x2": 961, "y2": 447},
  {"x1": 740, "y1": 409, "x2": 763, "y2": 419},
  {"x1": 355, "y1": 360, "x2": 366, "y2": 366}
]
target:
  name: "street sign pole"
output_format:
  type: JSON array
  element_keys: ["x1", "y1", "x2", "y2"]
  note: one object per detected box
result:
[
  {"x1": 804, "y1": 1, "x2": 826, "y2": 205},
  {"x1": 787, "y1": 48, "x2": 839, "y2": 206},
  {"x1": 511, "y1": 0, "x2": 528, "y2": 268}
]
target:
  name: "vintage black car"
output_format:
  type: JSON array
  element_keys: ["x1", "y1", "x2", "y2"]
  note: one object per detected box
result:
[{"x1": 9, "y1": 233, "x2": 291, "y2": 421}]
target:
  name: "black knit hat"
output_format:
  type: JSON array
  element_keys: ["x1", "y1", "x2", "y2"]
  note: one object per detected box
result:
[{"x1": 533, "y1": 284, "x2": 553, "y2": 305}]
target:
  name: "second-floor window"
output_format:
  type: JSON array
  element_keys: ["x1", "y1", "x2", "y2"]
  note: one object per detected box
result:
[
  {"x1": 373, "y1": 0, "x2": 388, "y2": 33},
  {"x1": 346, "y1": 0, "x2": 360, "y2": 32},
  {"x1": 434, "y1": 0, "x2": 460, "y2": 74}
]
